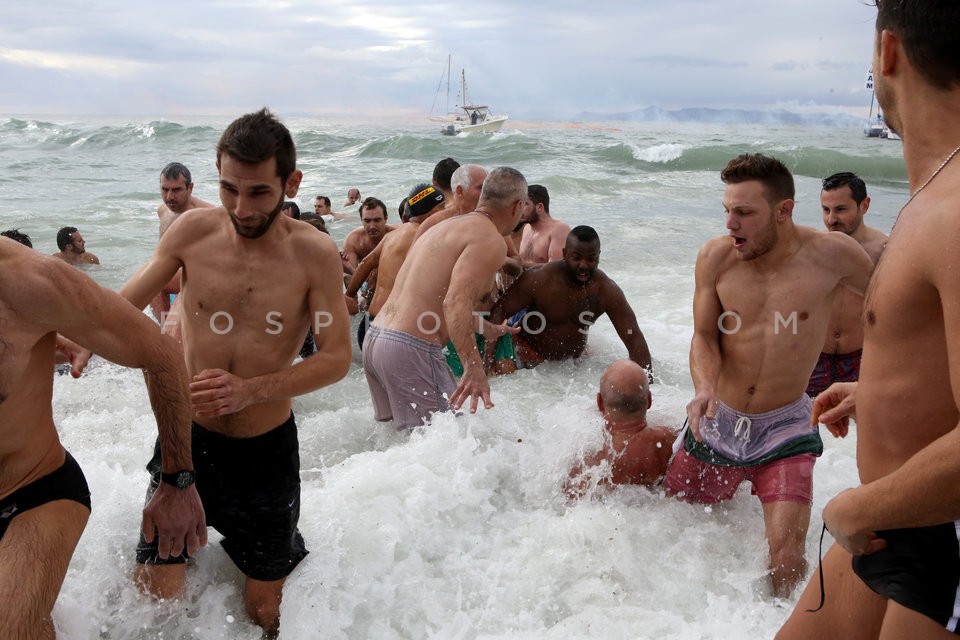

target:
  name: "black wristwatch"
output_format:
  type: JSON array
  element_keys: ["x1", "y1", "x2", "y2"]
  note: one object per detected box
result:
[{"x1": 161, "y1": 469, "x2": 196, "y2": 489}]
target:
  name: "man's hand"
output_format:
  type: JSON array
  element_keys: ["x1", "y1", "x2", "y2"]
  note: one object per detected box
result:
[
  {"x1": 685, "y1": 391, "x2": 717, "y2": 441},
  {"x1": 449, "y1": 365, "x2": 493, "y2": 414},
  {"x1": 189, "y1": 368, "x2": 252, "y2": 418},
  {"x1": 142, "y1": 483, "x2": 207, "y2": 559},
  {"x1": 812, "y1": 382, "x2": 857, "y2": 438},
  {"x1": 823, "y1": 487, "x2": 887, "y2": 556},
  {"x1": 479, "y1": 318, "x2": 520, "y2": 342},
  {"x1": 55, "y1": 335, "x2": 92, "y2": 377}
]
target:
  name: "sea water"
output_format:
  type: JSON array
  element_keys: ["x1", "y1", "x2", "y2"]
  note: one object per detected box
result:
[{"x1": 0, "y1": 116, "x2": 908, "y2": 639}]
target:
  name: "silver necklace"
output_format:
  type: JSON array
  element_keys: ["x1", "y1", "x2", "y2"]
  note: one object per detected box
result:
[{"x1": 892, "y1": 142, "x2": 960, "y2": 231}]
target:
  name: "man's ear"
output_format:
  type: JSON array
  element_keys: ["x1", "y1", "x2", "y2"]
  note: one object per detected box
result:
[
  {"x1": 285, "y1": 170, "x2": 303, "y2": 198},
  {"x1": 778, "y1": 199, "x2": 795, "y2": 221},
  {"x1": 879, "y1": 29, "x2": 900, "y2": 76},
  {"x1": 596, "y1": 392, "x2": 604, "y2": 414}
]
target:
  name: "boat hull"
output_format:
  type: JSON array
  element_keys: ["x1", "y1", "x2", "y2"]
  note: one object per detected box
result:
[{"x1": 442, "y1": 115, "x2": 508, "y2": 136}]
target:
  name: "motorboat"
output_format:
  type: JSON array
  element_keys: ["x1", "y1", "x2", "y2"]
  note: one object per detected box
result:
[{"x1": 430, "y1": 56, "x2": 508, "y2": 136}]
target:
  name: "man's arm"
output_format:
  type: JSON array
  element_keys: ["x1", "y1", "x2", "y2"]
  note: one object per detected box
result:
[
  {"x1": 601, "y1": 279, "x2": 653, "y2": 372},
  {"x1": 346, "y1": 240, "x2": 383, "y2": 298},
  {"x1": 33, "y1": 258, "x2": 205, "y2": 558},
  {"x1": 487, "y1": 269, "x2": 538, "y2": 326},
  {"x1": 120, "y1": 215, "x2": 193, "y2": 311},
  {"x1": 546, "y1": 222, "x2": 572, "y2": 262},
  {"x1": 687, "y1": 241, "x2": 724, "y2": 438},
  {"x1": 445, "y1": 236, "x2": 506, "y2": 413},
  {"x1": 341, "y1": 232, "x2": 361, "y2": 269},
  {"x1": 823, "y1": 231, "x2": 873, "y2": 297}
]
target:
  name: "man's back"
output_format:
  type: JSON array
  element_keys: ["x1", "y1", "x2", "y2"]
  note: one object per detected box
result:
[
  {"x1": 376, "y1": 214, "x2": 505, "y2": 345},
  {"x1": 367, "y1": 222, "x2": 420, "y2": 317}
]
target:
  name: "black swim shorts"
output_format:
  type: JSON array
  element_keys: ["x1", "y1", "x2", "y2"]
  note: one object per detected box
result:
[
  {"x1": 853, "y1": 523, "x2": 960, "y2": 633},
  {"x1": 0, "y1": 450, "x2": 91, "y2": 540},
  {"x1": 136, "y1": 413, "x2": 308, "y2": 581}
]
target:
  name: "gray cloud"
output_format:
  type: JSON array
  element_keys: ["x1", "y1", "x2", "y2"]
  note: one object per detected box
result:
[{"x1": 0, "y1": 1, "x2": 880, "y2": 117}]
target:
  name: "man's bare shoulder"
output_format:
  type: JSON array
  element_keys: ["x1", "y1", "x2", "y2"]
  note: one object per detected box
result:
[
  {"x1": 806, "y1": 225, "x2": 868, "y2": 263},
  {"x1": 697, "y1": 236, "x2": 735, "y2": 266},
  {"x1": 859, "y1": 225, "x2": 889, "y2": 263},
  {"x1": 595, "y1": 268, "x2": 626, "y2": 295},
  {"x1": 516, "y1": 261, "x2": 562, "y2": 287},
  {"x1": 288, "y1": 219, "x2": 340, "y2": 255},
  {"x1": 3, "y1": 243, "x2": 93, "y2": 322},
  {"x1": 550, "y1": 218, "x2": 572, "y2": 235},
  {"x1": 163, "y1": 206, "x2": 225, "y2": 239},
  {"x1": 342, "y1": 227, "x2": 364, "y2": 247}
]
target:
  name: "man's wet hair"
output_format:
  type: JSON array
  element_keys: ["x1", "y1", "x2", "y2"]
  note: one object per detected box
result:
[
  {"x1": 359, "y1": 196, "x2": 387, "y2": 219},
  {"x1": 282, "y1": 201, "x2": 301, "y2": 219},
  {"x1": 451, "y1": 164, "x2": 484, "y2": 193},
  {"x1": 822, "y1": 172, "x2": 868, "y2": 205},
  {"x1": 478, "y1": 167, "x2": 527, "y2": 207},
  {"x1": 56, "y1": 226, "x2": 78, "y2": 251},
  {"x1": 528, "y1": 184, "x2": 550, "y2": 213},
  {"x1": 160, "y1": 162, "x2": 192, "y2": 185},
  {"x1": 433, "y1": 157, "x2": 460, "y2": 192},
  {"x1": 1, "y1": 228, "x2": 32, "y2": 248},
  {"x1": 300, "y1": 213, "x2": 328, "y2": 234},
  {"x1": 875, "y1": 1, "x2": 960, "y2": 89},
  {"x1": 315, "y1": 195, "x2": 331, "y2": 207},
  {"x1": 721, "y1": 153, "x2": 795, "y2": 205},
  {"x1": 217, "y1": 108, "x2": 296, "y2": 181},
  {"x1": 569, "y1": 225, "x2": 600, "y2": 245}
]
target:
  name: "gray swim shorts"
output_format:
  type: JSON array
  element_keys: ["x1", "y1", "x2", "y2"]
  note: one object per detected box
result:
[{"x1": 362, "y1": 324, "x2": 457, "y2": 429}]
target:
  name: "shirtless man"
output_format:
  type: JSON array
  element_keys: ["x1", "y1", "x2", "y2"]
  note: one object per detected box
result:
[
  {"x1": 662, "y1": 153, "x2": 873, "y2": 598},
  {"x1": 566, "y1": 359, "x2": 676, "y2": 498},
  {"x1": 151, "y1": 162, "x2": 214, "y2": 326},
  {"x1": 1, "y1": 228, "x2": 31, "y2": 247},
  {"x1": 362, "y1": 167, "x2": 526, "y2": 429},
  {"x1": 518, "y1": 185, "x2": 571, "y2": 267},
  {"x1": 0, "y1": 239, "x2": 204, "y2": 638},
  {"x1": 51, "y1": 226, "x2": 100, "y2": 265},
  {"x1": 489, "y1": 226, "x2": 653, "y2": 372},
  {"x1": 346, "y1": 183, "x2": 446, "y2": 349},
  {"x1": 413, "y1": 163, "x2": 487, "y2": 240},
  {"x1": 313, "y1": 195, "x2": 350, "y2": 221},
  {"x1": 432, "y1": 157, "x2": 460, "y2": 201},
  {"x1": 343, "y1": 188, "x2": 361, "y2": 207},
  {"x1": 779, "y1": 3, "x2": 960, "y2": 637},
  {"x1": 341, "y1": 196, "x2": 396, "y2": 271},
  {"x1": 78, "y1": 109, "x2": 352, "y2": 636},
  {"x1": 806, "y1": 172, "x2": 888, "y2": 397}
]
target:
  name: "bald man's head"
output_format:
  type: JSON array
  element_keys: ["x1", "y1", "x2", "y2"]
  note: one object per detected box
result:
[{"x1": 597, "y1": 359, "x2": 651, "y2": 420}]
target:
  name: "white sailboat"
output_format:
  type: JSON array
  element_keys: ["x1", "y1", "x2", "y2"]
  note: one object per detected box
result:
[
  {"x1": 864, "y1": 68, "x2": 885, "y2": 138},
  {"x1": 429, "y1": 56, "x2": 508, "y2": 136}
]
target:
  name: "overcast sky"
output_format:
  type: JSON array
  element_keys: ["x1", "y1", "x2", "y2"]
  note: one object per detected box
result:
[{"x1": 0, "y1": 1, "x2": 880, "y2": 119}]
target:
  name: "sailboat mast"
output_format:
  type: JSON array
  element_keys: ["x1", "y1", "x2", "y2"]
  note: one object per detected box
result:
[{"x1": 445, "y1": 54, "x2": 451, "y2": 115}]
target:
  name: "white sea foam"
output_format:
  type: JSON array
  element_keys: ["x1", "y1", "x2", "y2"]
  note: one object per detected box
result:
[{"x1": 632, "y1": 142, "x2": 688, "y2": 163}]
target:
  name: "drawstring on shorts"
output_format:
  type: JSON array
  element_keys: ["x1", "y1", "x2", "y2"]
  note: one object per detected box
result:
[{"x1": 805, "y1": 522, "x2": 828, "y2": 613}]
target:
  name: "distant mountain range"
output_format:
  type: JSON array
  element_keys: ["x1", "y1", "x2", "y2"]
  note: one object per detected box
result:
[{"x1": 565, "y1": 106, "x2": 863, "y2": 127}]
